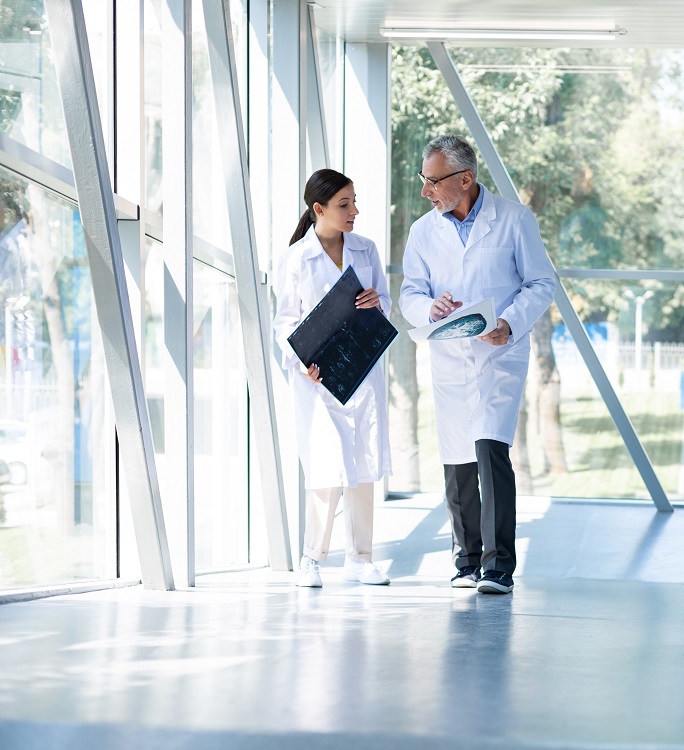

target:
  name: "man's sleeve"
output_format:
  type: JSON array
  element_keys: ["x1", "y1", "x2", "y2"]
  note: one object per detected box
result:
[
  {"x1": 501, "y1": 207, "x2": 556, "y2": 342},
  {"x1": 399, "y1": 228, "x2": 435, "y2": 327}
]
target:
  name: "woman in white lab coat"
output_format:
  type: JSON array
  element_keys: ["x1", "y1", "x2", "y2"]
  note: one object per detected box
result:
[{"x1": 274, "y1": 169, "x2": 392, "y2": 588}]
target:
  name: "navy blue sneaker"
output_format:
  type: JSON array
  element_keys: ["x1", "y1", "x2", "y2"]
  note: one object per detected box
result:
[
  {"x1": 477, "y1": 570, "x2": 514, "y2": 594},
  {"x1": 451, "y1": 565, "x2": 481, "y2": 588}
]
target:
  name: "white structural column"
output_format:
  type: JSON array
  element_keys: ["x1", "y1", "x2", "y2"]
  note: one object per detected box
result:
[
  {"x1": 344, "y1": 43, "x2": 392, "y2": 504},
  {"x1": 44, "y1": 0, "x2": 174, "y2": 588},
  {"x1": 344, "y1": 43, "x2": 391, "y2": 267},
  {"x1": 270, "y1": 0, "x2": 307, "y2": 561},
  {"x1": 115, "y1": 0, "x2": 147, "y2": 581},
  {"x1": 428, "y1": 41, "x2": 672, "y2": 513},
  {"x1": 306, "y1": 4, "x2": 329, "y2": 170},
  {"x1": 162, "y1": 0, "x2": 195, "y2": 586},
  {"x1": 202, "y1": 0, "x2": 292, "y2": 571}
]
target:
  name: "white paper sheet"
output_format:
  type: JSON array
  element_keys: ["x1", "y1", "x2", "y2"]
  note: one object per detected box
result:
[{"x1": 407, "y1": 297, "x2": 497, "y2": 343}]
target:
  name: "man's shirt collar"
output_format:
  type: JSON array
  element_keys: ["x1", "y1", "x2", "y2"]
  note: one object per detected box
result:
[{"x1": 444, "y1": 183, "x2": 484, "y2": 227}]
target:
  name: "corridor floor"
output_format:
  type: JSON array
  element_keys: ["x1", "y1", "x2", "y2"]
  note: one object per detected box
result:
[{"x1": 1, "y1": 494, "x2": 683, "y2": 750}]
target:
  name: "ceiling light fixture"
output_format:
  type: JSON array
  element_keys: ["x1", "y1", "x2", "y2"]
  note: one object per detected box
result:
[{"x1": 379, "y1": 28, "x2": 627, "y2": 42}]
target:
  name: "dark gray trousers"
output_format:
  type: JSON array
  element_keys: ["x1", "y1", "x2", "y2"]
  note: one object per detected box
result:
[{"x1": 443, "y1": 439, "x2": 516, "y2": 575}]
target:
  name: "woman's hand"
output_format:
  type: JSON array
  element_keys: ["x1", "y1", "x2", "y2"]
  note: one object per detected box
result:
[
  {"x1": 304, "y1": 363, "x2": 323, "y2": 383},
  {"x1": 355, "y1": 287, "x2": 381, "y2": 309},
  {"x1": 430, "y1": 292, "x2": 462, "y2": 321}
]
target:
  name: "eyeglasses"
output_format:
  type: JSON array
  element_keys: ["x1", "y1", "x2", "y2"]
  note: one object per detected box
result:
[{"x1": 417, "y1": 169, "x2": 467, "y2": 188}]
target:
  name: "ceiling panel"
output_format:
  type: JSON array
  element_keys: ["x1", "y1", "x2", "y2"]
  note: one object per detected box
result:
[{"x1": 310, "y1": 1, "x2": 684, "y2": 47}]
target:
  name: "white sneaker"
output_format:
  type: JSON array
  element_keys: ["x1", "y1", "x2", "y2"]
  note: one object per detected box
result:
[
  {"x1": 343, "y1": 558, "x2": 390, "y2": 585},
  {"x1": 297, "y1": 556, "x2": 322, "y2": 587}
]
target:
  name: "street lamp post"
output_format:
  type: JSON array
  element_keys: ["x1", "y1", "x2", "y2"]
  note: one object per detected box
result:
[{"x1": 624, "y1": 289, "x2": 654, "y2": 374}]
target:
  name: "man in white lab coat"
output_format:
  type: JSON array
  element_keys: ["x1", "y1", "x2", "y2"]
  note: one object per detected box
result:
[{"x1": 399, "y1": 134, "x2": 556, "y2": 594}]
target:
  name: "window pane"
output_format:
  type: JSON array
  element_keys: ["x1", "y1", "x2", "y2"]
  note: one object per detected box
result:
[
  {"x1": 144, "y1": 237, "x2": 164, "y2": 453},
  {"x1": 0, "y1": 167, "x2": 113, "y2": 588},
  {"x1": 0, "y1": 0, "x2": 71, "y2": 167},
  {"x1": 82, "y1": 0, "x2": 111, "y2": 160},
  {"x1": 191, "y1": 0, "x2": 230, "y2": 249},
  {"x1": 191, "y1": 0, "x2": 246, "y2": 248},
  {"x1": 543, "y1": 281, "x2": 684, "y2": 500},
  {"x1": 445, "y1": 46, "x2": 684, "y2": 272},
  {"x1": 193, "y1": 260, "x2": 248, "y2": 571},
  {"x1": 389, "y1": 45, "x2": 684, "y2": 499},
  {"x1": 315, "y1": 26, "x2": 344, "y2": 168},
  {"x1": 144, "y1": 242, "x2": 250, "y2": 569},
  {"x1": 144, "y1": 0, "x2": 162, "y2": 215}
]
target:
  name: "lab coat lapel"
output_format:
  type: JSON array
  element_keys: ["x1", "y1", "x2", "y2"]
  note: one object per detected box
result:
[
  {"x1": 464, "y1": 188, "x2": 495, "y2": 253},
  {"x1": 301, "y1": 225, "x2": 341, "y2": 288}
]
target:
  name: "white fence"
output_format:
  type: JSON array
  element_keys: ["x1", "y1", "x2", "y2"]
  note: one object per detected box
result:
[{"x1": 552, "y1": 340, "x2": 684, "y2": 394}]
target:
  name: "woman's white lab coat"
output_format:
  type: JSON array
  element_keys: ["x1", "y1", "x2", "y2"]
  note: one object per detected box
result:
[
  {"x1": 274, "y1": 225, "x2": 392, "y2": 490},
  {"x1": 399, "y1": 187, "x2": 556, "y2": 465}
]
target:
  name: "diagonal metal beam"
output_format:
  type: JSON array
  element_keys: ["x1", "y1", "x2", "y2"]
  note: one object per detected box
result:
[
  {"x1": 45, "y1": 0, "x2": 176, "y2": 587},
  {"x1": 202, "y1": 0, "x2": 292, "y2": 569},
  {"x1": 428, "y1": 41, "x2": 672, "y2": 512}
]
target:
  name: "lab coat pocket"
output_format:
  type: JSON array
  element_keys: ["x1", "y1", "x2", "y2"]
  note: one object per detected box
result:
[{"x1": 477, "y1": 247, "x2": 515, "y2": 290}]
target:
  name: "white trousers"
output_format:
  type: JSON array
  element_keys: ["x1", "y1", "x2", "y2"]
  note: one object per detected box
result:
[{"x1": 303, "y1": 483, "x2": 374, "y2": 563}]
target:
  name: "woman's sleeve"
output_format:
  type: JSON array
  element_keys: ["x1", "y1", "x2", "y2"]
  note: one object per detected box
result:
[
  {"x1": 368, "y1": 241, "x2": 392, "y2": 316},
  {"x1": 273, "y1": 251, "x2": 303, "y2": 370}
]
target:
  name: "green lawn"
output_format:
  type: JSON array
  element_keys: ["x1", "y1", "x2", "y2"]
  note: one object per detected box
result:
[{"x1": 417, "y1": 388, "x2": 683, "y2": 499}]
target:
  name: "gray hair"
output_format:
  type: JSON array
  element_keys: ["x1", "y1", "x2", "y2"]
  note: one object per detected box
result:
[{"x1": 423, "y1": 134, "x2": 478, "y2": 180}]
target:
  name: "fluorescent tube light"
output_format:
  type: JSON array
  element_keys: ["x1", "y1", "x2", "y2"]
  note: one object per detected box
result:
[{"x1": 379, "y1": 28, "x2": 626, "y2": 42}]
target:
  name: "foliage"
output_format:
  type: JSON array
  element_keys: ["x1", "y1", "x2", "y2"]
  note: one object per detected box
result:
[
  {"x1": 0, "y1": 0, "x2": 44, "y2": 39},
  {"x1": 391, "y1": 45, "x2": 684, "y2": 341}
]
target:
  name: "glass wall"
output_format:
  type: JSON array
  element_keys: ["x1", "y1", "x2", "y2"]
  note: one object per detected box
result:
[
  {"x1": 193, "y1": 260, "x2": 248, "y2": 571},
  {"x1": 144, "y1": 0, "x2": 163, "y2": 215},
  {"x1": 389, "y1": 45, "x2": 684, "y2": 500},
  {"x1": 0, "y1": 0, "x2": 70, "y2": 166},
  {"x1": 315, "y1": 26, "x2": 345, "y2": 170},
  {"x1": 0, "y1": 168, "x2": 113, "y2": 588},
  {"x1": 191, "y1": 0, "x2": 230, "y2": 249},
  {"x1": 1, "y1": 0, "x2": 257, "y2": 594}
]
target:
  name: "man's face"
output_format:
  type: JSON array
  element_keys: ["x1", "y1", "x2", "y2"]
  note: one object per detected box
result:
[{"x1": 420, "y1": 152, "x2": 470, "y2": 214}]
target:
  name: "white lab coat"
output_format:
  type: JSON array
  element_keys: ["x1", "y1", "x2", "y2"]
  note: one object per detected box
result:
[
  {"x1": 274, "y1": 225, "x2": 393, "y2": 490},
  {"x1": 400, "y1": 187, "x2": 556, "y2": 465}
]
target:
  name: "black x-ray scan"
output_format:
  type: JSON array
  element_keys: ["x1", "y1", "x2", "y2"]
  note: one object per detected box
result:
[{"x1": 287, "y1": 266, "x2": 398, "y2": 405}]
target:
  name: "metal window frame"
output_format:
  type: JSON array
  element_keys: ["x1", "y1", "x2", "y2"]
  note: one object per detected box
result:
[
  {"x1": 427, "y1": 41, "x2": 673, "y2": 513},
  {"x1": 557, "y1": 269, "x2": 684, "y2": 281},
  {"x1": 268, "y1": 0, "x2": 308, "y2": 564},
  {"x1": 0, "y1": 132, "x2": 138, "y2": 220},
  {"x1": 161, "y1": 0, "x2": 195, "y2": 587},
  {"x1": 44, "y1": 0, "x2": 175, "y2": 589}
]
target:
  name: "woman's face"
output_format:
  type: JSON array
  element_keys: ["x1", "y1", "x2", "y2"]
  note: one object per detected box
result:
[{"x1": 314, "y1": 183, "x2": 359, "y2": 234}]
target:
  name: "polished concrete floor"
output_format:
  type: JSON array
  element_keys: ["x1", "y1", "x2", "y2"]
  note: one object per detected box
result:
[{"x1": 1, "y1": 495, "x2": 684, "y2": 750}]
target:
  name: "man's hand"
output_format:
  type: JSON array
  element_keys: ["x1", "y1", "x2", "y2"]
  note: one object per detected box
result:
[
  {"x1": 430, "y1": 292, "x2": 462, "y2": 321},
  {"x1": 356, "y1": 287, "x2": 381, "y2": 309},
  {"x1": 479, "y1": 318, "x2": 511, "y2": 346}
]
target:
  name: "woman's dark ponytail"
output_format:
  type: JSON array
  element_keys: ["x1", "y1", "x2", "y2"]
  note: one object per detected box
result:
[
  {"x1": 288, "y1": 168, "x2": 353, "y2": 246},
  {"x1": 289, "y1": 209, "x2": 315, "y2": 246}
]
